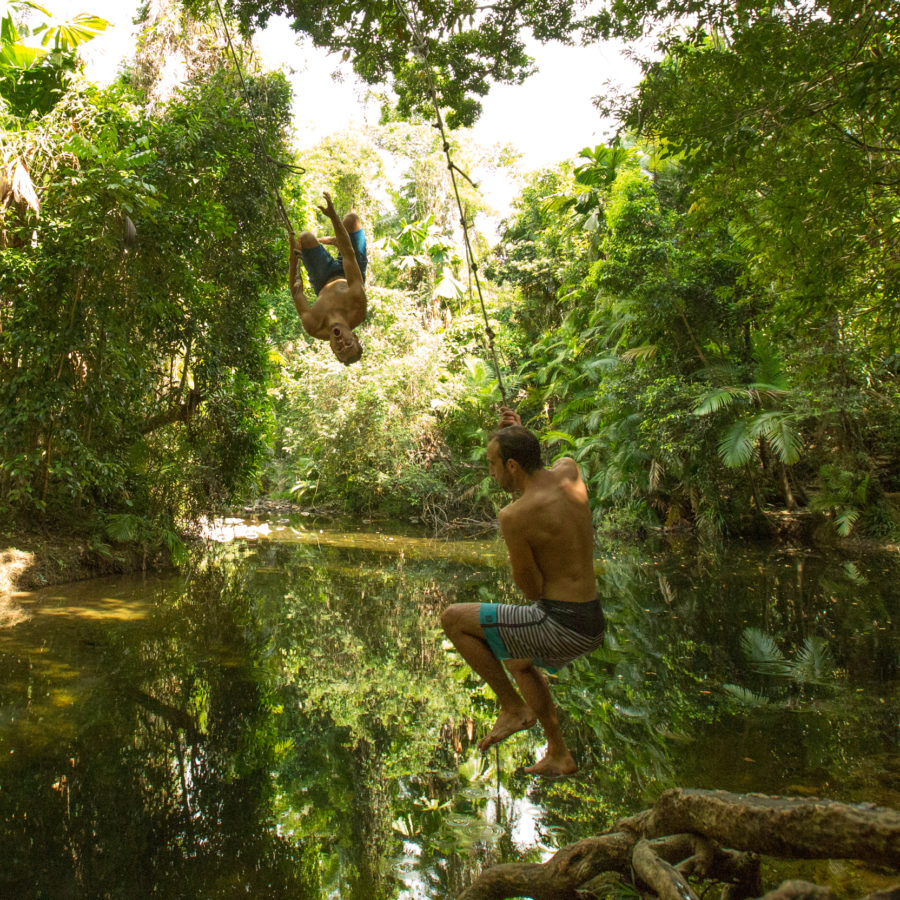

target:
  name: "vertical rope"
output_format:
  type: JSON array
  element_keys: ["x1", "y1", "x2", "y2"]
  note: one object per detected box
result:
[
  {"x1": 392, "y1": 0, "x2": 508, "y2": 405},
  {"x1": 495, "y1": 743, "x2": 503, "y2": 825},
  {"x1": 212, "y1": 0, "x2": 298, "y2": 234}
]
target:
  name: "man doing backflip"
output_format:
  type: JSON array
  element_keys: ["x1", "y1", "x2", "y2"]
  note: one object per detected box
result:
[
  {"x1": 441, "y1": 407, "x2": 606, "y2": 777},
  {"x1": 290, "y1": 192, "x2": 367, "y2": 365}
]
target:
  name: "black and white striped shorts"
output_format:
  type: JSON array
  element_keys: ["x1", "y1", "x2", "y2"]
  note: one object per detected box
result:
[{"x1": 479, "y1": 597, "x2": 606, "y2": 672}]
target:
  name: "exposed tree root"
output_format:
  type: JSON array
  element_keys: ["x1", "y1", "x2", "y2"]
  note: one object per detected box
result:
[{"x1": 458, "y1": 789, "x2": 900, "y2": 900}]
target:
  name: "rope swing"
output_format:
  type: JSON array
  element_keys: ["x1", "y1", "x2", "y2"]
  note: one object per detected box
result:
[
  {"x1": 215, "y1": 0, "x2": 509, "y2": 402},
  {"x1": 392, "y1": 0, "x2": 509, "y2": 405},
  {"x1": 212, "y1": 0, "x2": 302, "y2": 235}
]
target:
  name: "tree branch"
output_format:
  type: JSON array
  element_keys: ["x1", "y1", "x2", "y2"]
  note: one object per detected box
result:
[{"x1": 140, "y1": 389, "x2": 204, "y2": 435}]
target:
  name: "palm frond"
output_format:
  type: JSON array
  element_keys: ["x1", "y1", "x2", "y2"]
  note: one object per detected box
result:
[
  {"x1": 722, "y1": 683, "x2": 770, "y2": 707},
  {"x1": 751, "y1": 411, "x2": 803, "y2": 464},
  {"x1": 789, "y1": 636, "x2": 835, "y2": 686},
  {"x1": 740, "y1": 627, "x2": 789, "y2": 676},
  {"x1": 718, "y1": 421, "x2": 755, "y2": 468},
  {"x1": 620, "y1": 344, "x2": 657, "y2": 363},
  {"x1": 693, "y1": 387, "x2": 739, "y2": 416},
  {"x1": 834, "y1": 508, "x2": 860, "y2": 536}
]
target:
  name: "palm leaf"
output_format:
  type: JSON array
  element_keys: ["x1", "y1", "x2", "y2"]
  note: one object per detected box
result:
[
  {"x1": 0, "y1": 42, "x2": 46, "y2": 69},
  {"x1": 620, "y1": 344, "x2": 657, "y2": 362},
  {"x1": 834, "y1": 508, "x2": 860, "y2": 536},
  {"x1": 718, "y1": 421, "x2": 755, "y2": 468},
  {"x1": 752, "y1": 411, "x2": 802, "y2": 464},
  {"x1": 789, "y1": 636, "x2": 834, "y2": 686},
  {"x1": 693, "y1": 387, "x2": 739, "y2": 416},
  {"x1": 740, "y1": 627, "x2": 789, "y2": 676},
  {"x1": 722, "y1": 683, "x2": 770, "y2": 707},
  {"x1": 542, "y1": 430, "x2": 575, "y2": 447}
]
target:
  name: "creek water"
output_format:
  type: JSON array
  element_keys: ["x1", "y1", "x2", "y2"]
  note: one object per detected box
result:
[{"x1": 1, "y1": 518, "x2": 898, "y2": 898}]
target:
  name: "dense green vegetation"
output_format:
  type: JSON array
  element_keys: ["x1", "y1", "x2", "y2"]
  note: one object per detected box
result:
[{"x1": 2, "y1": 0, "x2": 899, "y2": 547}]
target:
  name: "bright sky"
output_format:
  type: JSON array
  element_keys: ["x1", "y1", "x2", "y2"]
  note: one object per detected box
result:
[{"x1": 51, "y1": 1, "x2": 643, "y2": 216}]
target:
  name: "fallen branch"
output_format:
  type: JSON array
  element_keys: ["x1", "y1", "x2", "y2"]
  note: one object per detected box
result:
[{"x1": 641, "y1": 789, "x2": 900, "y2": 867}]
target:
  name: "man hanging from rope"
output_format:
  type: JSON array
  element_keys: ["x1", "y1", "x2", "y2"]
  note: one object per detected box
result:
[
  {"x1": 289, "y1": 192, "x2": 367, "y2": 365},
  {"x1": 442, "y1": 407, "x2": 606, "y2": 778}
]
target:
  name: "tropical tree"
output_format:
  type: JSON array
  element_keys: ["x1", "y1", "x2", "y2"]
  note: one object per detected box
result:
[
  {"x1": 191, "y1": 0, "x2": 591, "y2": 127},
  {"x1": 0, "y1": 6, "x2": 296, "y2": 543}
]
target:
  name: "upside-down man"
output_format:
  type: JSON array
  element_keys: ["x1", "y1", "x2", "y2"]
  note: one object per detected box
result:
[
  {"x1": 441, "y1": 407, "x2": 606, "y2": 777},
  {"x1": 289, "y1": 192, "x2": 367, "y2": 365}
]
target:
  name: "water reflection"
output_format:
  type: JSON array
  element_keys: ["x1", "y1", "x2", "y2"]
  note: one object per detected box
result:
[{"x1": 0, "y1": 529, "x2": 898, "y2": 898}]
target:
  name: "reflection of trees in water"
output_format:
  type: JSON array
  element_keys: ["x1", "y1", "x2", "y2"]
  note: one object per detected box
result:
[
  {"x1": 539, "y1": 547, "x2": 900, "y2": 845},
  {"x1": 0, "y1": 562, "x2": 319, "y2": 896},
  {"x1": 1, "y1": 541, "x2": 896, "y2": 898}
]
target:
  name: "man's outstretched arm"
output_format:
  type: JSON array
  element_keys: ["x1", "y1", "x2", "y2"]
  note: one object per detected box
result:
[{"x1": 289, "y1": 233, "x2": 313, "y2": 320}]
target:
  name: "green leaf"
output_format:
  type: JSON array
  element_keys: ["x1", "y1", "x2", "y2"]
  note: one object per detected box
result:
[
  {"x1": 740, "y1": 627, "x2": 789, "y2": 676},
  {"x1": 718, "y1": 421, "x2": 755, "y2": 468},
  {"x1": 0, "y1": 42, "x2": 47, "y2": 68},
  {"x1": 722, "y1": 683, "x2": 770, "y2": 708},
  {"x1": 751, "y1": 411, "x2": 803, "y2": 464},
  {"x1": 693, "y1": 387, "x2": 738, "y2": 416},
  {"x1": 789, "y1": 636, "x2": 834, "y2": 686},
  {"x1": 834, "y1": 508, "x2": 860, "y2": 536},
  {"x1": 542, "y1": 430, "x2": 575, "y2": 446}
]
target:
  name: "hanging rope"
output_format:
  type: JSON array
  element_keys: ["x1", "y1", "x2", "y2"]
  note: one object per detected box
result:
[
  {"x1": 212, "y1": 0, "x2": 301, "y2": 235},
  {"x1": 392, "y1": 0, "x2": 508, "y2": 405}
]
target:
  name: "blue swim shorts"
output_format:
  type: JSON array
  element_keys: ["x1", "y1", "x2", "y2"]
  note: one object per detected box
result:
[
  {"x1": 480, "y1": 597, "x2": 606, "y2": 674},
  {"x1": 301, "y1": 228, "x2": 368, "y2": 296}
]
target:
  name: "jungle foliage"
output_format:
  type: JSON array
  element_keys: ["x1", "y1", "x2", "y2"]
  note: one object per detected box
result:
[
  {"x1": 3, "y1": 0, "x2": 900, "y2": 543},
  {"x1": 487, "y1": 0, "x2": 900, "y2": 538},
  {"x1": 0, "y1": 3, "x2": 293, "y2": 549}
]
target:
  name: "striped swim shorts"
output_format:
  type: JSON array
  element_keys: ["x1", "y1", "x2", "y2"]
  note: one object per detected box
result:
[{"x1": 479, "y1": 596, "x2": 606, "y2": 673}]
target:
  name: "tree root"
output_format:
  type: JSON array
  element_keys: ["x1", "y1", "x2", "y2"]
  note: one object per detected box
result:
[{"x1": 458, "y1": 788, "x2": 900, "y2": 900}]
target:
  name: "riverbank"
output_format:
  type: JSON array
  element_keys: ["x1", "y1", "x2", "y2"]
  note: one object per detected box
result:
[
  {"x1": 3, "y1": 506, "x2": 897, "y2": 607},
  {"x1": 0, "y1": 529, "x2": 165, "y2": 600}
]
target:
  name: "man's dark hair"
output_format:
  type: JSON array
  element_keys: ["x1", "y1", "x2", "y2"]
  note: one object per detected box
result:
[{"x1": 489, "y1": 425, "x2": 543, "y2": 473}]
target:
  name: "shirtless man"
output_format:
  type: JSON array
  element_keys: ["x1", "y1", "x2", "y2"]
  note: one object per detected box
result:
[
  {"x1": 289, "y1": 192, "x2": 367, "y2": 365},
  {"x1": 441, "y1": 408, "x2": 605, "y2": 777}
]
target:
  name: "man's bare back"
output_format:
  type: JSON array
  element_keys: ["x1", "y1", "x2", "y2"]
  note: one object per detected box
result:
[{"x1": 498, "y1": 459, "x2": 596, "y2": 605}]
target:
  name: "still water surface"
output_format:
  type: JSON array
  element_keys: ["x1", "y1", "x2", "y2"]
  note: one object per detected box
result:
[{"x1": 1, "y1": 520, "x2": 898, "y2": 898}]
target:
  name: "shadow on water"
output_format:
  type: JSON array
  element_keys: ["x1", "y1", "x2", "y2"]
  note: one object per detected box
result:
[{"x1": 0, "y1": 524, "x2": 898, "y2": 898}]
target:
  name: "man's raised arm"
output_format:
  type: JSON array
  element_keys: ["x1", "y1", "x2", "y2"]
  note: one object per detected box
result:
[{"x1": 289, "y1": 233, "x2": 308, "y2": 310}]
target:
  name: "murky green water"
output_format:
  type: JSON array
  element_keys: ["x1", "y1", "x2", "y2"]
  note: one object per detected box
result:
[{"x1": 1, "y1": 521, "x2": 898, "y2": 898}]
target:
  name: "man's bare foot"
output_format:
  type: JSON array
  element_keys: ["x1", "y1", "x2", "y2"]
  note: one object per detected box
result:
[
  {"x1": 477, "y1": 708, "x2": 537, "y2": 752},
  {"x1": 523, "y1": 750, "x2": 577, "y2": 778}
]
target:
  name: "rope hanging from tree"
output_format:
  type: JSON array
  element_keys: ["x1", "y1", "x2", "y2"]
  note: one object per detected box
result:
[
  {"x1": 212, "y1": 0, "x2": 302, "y2": 235},
  {"x1": 392, "y1": 0, "x2": 509, "y2": 405}
]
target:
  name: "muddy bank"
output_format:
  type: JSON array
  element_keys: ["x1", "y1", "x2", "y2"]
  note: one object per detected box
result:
[{"x1": 0, "y1": 530, "x2": 168, "y2": 599}]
